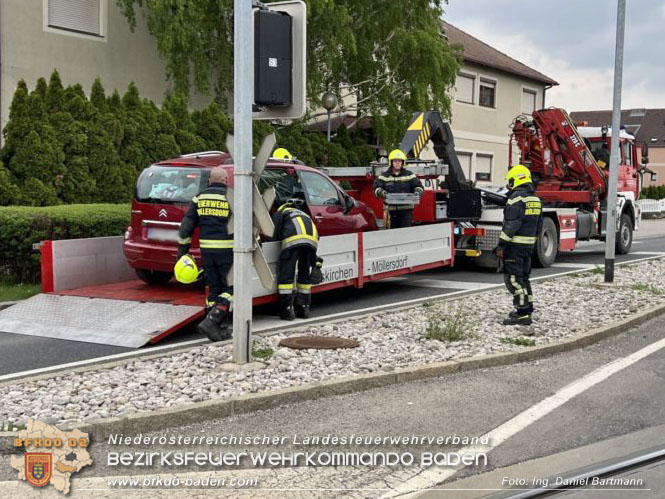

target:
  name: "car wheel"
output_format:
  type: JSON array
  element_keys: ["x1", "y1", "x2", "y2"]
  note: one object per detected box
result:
[
  {"x1": 615, "y1": 212, "x2": 633, "y2": 255},
  {"x1": 135, "y1": 269, "x2": 173, "y2": 285},
  {"x1": 533, "y1": 217, "x2": 557, "y2": 268}
]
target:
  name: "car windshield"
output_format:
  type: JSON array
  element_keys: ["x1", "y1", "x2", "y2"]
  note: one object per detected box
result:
[
  {"x1": 136, "y1": 166, "x2": 209, "y2": 204},
  {"x1": 258, "y1": 168, "x2": 305, "y2": 205}
]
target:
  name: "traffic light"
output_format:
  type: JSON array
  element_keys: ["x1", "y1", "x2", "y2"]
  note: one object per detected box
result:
[{"x1": 252, "y1": 0, "x2": 306, "y2": 120}]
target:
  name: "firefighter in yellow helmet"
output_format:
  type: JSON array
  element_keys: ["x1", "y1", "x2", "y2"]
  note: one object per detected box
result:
[
  {"x1": 373, "y1": 149, "x2": 424, "y2": 228},
  {"x1": 273, "y1": 148, "x2": 293, "y2": 161},
  {"x1": 494, "y1": 164, "x2": 542, "y2": 326}
]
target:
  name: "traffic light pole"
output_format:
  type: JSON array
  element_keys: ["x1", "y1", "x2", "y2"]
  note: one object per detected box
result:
[
  {"x1": 604, "y1": 0, "x2": 626, "y2": 283},
  {"x1": 232, "y1": 0, "x2": 254, "y2": 363}
]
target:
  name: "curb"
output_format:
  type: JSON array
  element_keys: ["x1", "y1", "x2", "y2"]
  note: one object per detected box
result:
[
  {"x1": 4, "y1": 299, "x2": 657, "y2": 445},
  {"x1": 0, "y1": 301, "x2": 18, "y2": 311}
]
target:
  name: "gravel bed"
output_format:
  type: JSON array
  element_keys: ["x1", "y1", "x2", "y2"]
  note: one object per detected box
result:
[{"x1": 2, "y1": 258, "x2": 664, "y2": 426}]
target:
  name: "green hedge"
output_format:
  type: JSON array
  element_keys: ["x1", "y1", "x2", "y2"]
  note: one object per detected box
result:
[
  {"x1": 641, "y1": 185, "x2": 665, "y2": 200},
  {"x1": 0, "y1": 204, "x2": 130, "y2": 283}
]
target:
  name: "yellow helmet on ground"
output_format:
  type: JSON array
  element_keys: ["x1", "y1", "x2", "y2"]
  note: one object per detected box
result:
[
  {"x1": 273, "y1": 148, "x2": 293, "y2": 160},
  {"x1": 388, "y1": 149, "x2": 407, "y2": 162},
  {"x1": 506, "y1": 164, "x2": 532, "y2": 189},
  {"x1": 174, "y1": 254, "x2": 201, "y2": 284}
]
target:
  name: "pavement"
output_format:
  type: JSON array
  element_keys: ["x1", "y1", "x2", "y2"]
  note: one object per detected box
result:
[{"x1": 2, "y1": 311, "x2": 664, "y2": 497}]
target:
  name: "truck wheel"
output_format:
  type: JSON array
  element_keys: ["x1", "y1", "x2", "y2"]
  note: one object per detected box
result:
[
  {"x1": 533, "y1": 217, "x2": 557, "y2": 268},
  {"x1": 615, "y1": 213, "x2": 633, "y2": 254},
  {"x1": 135, "y1": 269, "x2": 173, "y2": 285}
]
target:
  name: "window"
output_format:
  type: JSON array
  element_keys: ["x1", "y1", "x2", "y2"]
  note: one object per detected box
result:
[
  {"x1": 258, "y1": 168, "x2": 304, "y2": 203},
  {"x1": 300, "y1": 171, "x2": 341, "y2": 206},
  {"x1": 456, "y1": 74, "x2": 475, "y2": 104},
  {"x1": 475, "y1": 154, "x2": 493, "y2": 182},
  {"x1": 522, "y1": 89, "x2": 537, "y2": 114},
  {"x1": 479, "y1": 79, "x2": 496, "y2": 108},
  {"x1": 457, "y1": 152, "x2": 472, "y2": 179},
  {"x1": 623, "y1": 142, "x2": 633, "y2": 167},
  {"x1": 47, "y1": 0, "x2": 103, "y2": 36},
  {"x1": 136, "y1": 166, "x2": 208, "y2": 205}
]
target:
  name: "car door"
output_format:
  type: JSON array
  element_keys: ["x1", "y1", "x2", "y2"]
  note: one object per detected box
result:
[{"x1": 299, "y1": 170, "x2": 356, "y2": 235}]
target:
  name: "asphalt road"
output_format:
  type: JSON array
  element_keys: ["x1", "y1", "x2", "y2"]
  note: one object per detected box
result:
[{"x1": 1, "y1": 233, "x2": 664, "y2": 377}]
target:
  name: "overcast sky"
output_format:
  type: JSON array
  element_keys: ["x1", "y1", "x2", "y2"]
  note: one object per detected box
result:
[{"x1": 444, "y1": 0, "x2": 665, "y2": 111}]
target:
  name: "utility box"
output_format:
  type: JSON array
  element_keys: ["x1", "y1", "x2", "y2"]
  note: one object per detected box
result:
[{"x1": 254, "y1": 9, "x2": 292, "y2": 106}]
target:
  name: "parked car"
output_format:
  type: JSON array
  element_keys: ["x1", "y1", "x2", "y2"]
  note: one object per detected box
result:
[{"x1": 123, "y1": 151, "x2": 378, "y2": 284}]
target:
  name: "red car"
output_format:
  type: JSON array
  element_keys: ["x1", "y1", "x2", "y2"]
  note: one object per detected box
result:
[{"x1": 123, "y1": 151, "x2": 378, "y2": 284}]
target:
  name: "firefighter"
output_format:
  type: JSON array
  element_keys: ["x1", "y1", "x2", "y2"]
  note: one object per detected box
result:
[
  {"x1": 373, "y1": 149, "x2": 424, "y2": 228},
  {"x1": 176, "y1": 167, "x2": 233, "y2": 341},
  {"x1": 272, "y1": 199, "x2": 319, "y2": 320},
  {"x1": 494, "y1": 164, "x2": 542, "y2": 326}
]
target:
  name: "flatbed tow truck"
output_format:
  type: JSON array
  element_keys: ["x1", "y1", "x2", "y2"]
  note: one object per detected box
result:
[{"x1": 0, "y1": 109, "x2": 646, "y2": 347}]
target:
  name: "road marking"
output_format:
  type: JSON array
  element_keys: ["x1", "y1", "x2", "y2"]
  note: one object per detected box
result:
[
  {"x1": 2, "y1": 254, "x2": 664, "y2": 382},
  {"x1": 381, "y1": 335, "x2": 665, "y2": 498},
  {"x1": 393, "y1": 279, "x2": 494, "y2": 290},
  {"x1": 550, "y1": 263, "x2": 595, "y2": 269},
  {"x1": 631, "y1": 251, "x2": 665, "y2": 255}
]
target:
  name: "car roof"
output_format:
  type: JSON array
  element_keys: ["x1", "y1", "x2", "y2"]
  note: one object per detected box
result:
[{"x1": 153, "y1": 152, "x2": 321, "y2": 174}]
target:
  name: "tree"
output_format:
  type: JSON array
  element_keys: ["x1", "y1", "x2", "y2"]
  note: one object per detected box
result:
[{"x1": 115, "y1": 0, "x2": 460, "y2": 145}]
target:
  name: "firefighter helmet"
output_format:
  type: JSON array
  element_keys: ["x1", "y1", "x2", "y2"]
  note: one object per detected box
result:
[
  {"x1": 506, "y1": 164, "x2": 532, "y2": 189},
  {"x1": 388, "y1": 149, "x2": 407, "y2": 163},
  {"x1": 273, "y1": 148, "x2": 293, "y2": 160},
  {"x1": 174, "y1": 254, "x2": 201, "y2": 284}
]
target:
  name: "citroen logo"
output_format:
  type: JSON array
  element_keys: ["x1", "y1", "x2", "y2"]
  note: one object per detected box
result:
[{"x1": 159, "y1": 209, "x2": 168, "y2": 218}]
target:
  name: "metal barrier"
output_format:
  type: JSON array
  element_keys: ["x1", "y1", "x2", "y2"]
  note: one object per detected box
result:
[{"x1": 637, "y1": 199, "x2": 665, "y2": 218}]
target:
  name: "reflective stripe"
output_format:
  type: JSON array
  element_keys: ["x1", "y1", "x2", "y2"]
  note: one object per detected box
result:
[
  {"x1": 278, "y1": 283, "x2": 294, "y2": 295},
  {"x1": 378, "y1": 174, "x2": 416, "y2": 182},
  {"x1": 178, "y1": 237, "x2": 192, "y2": 245},
  {"x1": 511, "y1": 235, "x2": 536, "y2": 244},
  {"x1": 192, "y1": 196, "x2": 199, "y2": 203},
  {"x1": 296, "y1": 216, "x2": 307, "y2": 235},
  {"x1": 220, "y1": 292, "x2": 233, "y2": 302},
  {"x1": 206, "y1": 300, "x2": 216, "y2": 307},
  {"x1": 414, "y1": 187, "x2": 424, "y2": 194},
  {"x1": 200, "y1": 239, "x2": 233, "y2": 249},
  {"x1": 312, "y1": 222, "x2": 318, "y2": 240},
  {"x1": 198, "y1": 193, "x2": 227, "y2": 201},
  {"x1": 296, "y1": 283, "x2": 311, "y2": 294},
  {"x1": 506, "y1": 196, "x2": 523, "y2": 205},
  {"x1": 282, "y1": 234, "x2": 318, "y2": 250},
  {"x1": 500, "y1": 231, "x2": 512, "y2": 242},
  {"x1": 507, "y1": 195, "x2": 540, "y2": 206},
  {"x1": 374, "y1": 188, "x2": 384, "y2": 197}
]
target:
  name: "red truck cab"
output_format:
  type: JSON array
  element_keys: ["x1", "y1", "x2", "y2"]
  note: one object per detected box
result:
[{"x1": 123, "y1": 151, "x2": 378, "y2": 284}]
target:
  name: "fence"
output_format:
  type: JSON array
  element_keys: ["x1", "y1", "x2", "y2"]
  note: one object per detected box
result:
[{"x1": 637, "y1": 199, "x2": 665, "y2": 218}]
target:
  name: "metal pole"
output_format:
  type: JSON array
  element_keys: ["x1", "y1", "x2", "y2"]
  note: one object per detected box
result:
[
  {"x1": 604, "y1": 0, "x2": 626, "y2": 283},
  {"x1": 232, "y1": 0, "x2": 253, "y2": 362},
  {"x1": 326, "y1": 110, "x2": 331, "y2": 141}
]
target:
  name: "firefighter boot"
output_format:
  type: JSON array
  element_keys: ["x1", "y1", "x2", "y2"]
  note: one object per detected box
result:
[
  {"x1": 197, "y1": 305, "x2": 231, "y2": 342},
  {"x1": 279, "y1": 294, "x2": 295, "y2": 321},
  {"x1": 294, "y1": 292, "x2": 311, "y2": 319},
  {"x1": 503, "y1": 313, "x2": 532, "y2": 326}
]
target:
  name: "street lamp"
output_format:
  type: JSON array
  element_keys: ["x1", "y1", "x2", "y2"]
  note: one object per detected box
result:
[{"x1": 321, "y1": 91, "x2": 338, "y2": 142}]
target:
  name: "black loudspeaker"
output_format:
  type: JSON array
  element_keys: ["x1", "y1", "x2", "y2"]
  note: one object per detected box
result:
[{"x1": 254, "y1": 9, "x2": 292, "y2": 106}]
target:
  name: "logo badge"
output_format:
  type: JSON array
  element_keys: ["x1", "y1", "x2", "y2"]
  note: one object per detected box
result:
[
  {"x1": 159, "y1": 208, "x2": 168, "y2": 218},
  {"x1": 25, "y1": 453, "x2": 52, "y2": 487}
]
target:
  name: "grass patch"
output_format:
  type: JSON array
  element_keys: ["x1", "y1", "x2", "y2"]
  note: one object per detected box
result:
[
  {"x1": 591, "y1": 265, "x2": 603, "y2": 275},
  {"x1": 252, "y1": 341, "x2": 274, "y2": 360},
  {"x1": 500, "y1": 337, "x2": 536, "y2": 347},
  {"x1": 1, "y1": 421, "x2": 26, "y2": 432},
  {"x1": 425, "y1": 304, "x2": 476, "y2": 342},
  {"x1": 630, "y1": 283, "x2": 663, "y2": 295},
  {"x1": 422, "y1": 300, "x2": 437, "y2": 308},
  {"x1": 0, "y1": 280, "x2": 41, "y2": 302}
]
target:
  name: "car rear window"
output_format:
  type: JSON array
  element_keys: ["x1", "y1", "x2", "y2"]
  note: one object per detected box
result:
[{"x1": 136, "y1": 166, "x2": 210, "y2": 204}]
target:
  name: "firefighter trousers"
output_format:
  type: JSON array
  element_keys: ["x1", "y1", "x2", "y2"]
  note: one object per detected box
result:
[
  {"x1": 201, "y1": 250, "x2": 233, "y2": 309},
  {"x1": 277, "y1": 246, "x2": 317, "y2": 311},
  {"x1": 503, "y1": 245, "x2": 534, "y2": 316},
  {"x1": 388, "y1": 209, "x2": 414, "y2": 229}
]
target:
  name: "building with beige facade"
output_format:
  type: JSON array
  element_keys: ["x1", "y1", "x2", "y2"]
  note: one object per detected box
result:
[{"x1": 0, "y1": 0, "x2": 179, "y2": 141}]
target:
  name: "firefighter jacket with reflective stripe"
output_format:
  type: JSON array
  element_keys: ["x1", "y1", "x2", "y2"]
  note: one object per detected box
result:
[
  {"x1": 498, "y1": 184, "x2": 543, "y2": 248},
  {"x1": 272, "y1": 206, "x2": 319, "y2": 251},
  {"x1": 178, "y1": 183, "x2": 233, "y2": 252},
  {"x1": 373, "y1": 167, "x2": 424, "y2": 211}
]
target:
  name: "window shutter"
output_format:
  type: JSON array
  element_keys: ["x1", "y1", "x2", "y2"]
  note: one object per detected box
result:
[
  {"x1": 456, "y1": 74, "x2": 475, "y2": 104},
  {"x1": 476, "y1": 155, "x2": 492, "y2": 181},
  {"x1": 521, "y1": 89, "x2": 537, "y2": 114},
  {"x1": 458, "y1": 152, "x2": 472, "y2": 178},
  {"x1": 48, "y1": 0, "x2": 100, "y2": 36}
]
